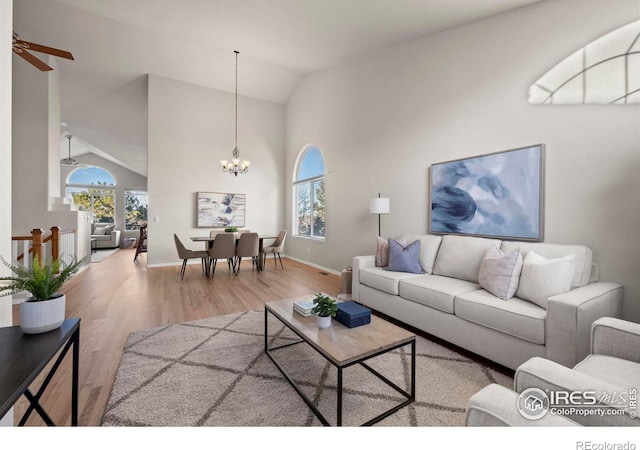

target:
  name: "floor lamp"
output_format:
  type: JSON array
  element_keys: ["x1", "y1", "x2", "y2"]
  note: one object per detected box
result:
[{"x1": 370, "y1": 193, "x2": 390, "y2": 237}]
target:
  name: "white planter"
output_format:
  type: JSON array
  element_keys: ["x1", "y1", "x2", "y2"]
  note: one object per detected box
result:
[
  {"x1": 20, "y1": 294, "x2": 66, "y2": 334},
  {"x1": 317, "y1": 315, "x2": 332, "y2": 329}
]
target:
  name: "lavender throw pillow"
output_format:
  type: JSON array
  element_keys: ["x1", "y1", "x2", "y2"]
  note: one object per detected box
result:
[
  {"x1": 375, "y1": 236, "x2": 389, "y2": 267},
  {"x1": 384, "y1": 239, "x2": 423, "y2": 274},
  {"x1": 478, "y1": 244, "x2": 523, "y2": 300}
]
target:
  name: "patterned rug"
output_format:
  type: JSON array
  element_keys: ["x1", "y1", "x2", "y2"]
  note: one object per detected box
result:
[{"x1": 102, "y1": 308, "x2": 513, "y2": 426}]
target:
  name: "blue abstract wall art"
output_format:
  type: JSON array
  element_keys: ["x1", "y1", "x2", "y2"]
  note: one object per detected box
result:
[{"x1": 429, "y1": 144, "x2": 544, "y2": 241}]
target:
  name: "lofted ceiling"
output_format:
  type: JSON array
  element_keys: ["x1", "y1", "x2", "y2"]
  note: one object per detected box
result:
[{"x1": 13, "y1": 0, "x2": 545, "y2": 177}]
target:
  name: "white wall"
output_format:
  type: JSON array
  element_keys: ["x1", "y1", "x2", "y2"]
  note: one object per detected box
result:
[
  {"x1": 47, "y1": 58, "x2": 60, "y2": 203},
  {"x1": 147, "y1": 75, "x2": 286, "y2": 266},
  {"x1": 0, "y1": 0, "x2": 13, "y2": 427},
  {"x1": 60, "y1": 153, "x2": 148, "y2": 243},
  {"x1": 12, "y1": 44, "x2": 50, "y2": 234},
  {"x1": 286, "y1": 0, "x2": 640, "y2": 320},
  {"x1": 12, "y1": 38, "x2": 89, "y2": 265}
]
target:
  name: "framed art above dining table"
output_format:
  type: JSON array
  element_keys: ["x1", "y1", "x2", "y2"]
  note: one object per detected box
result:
[{"x1": 196, "y1": 192, "x2": 246, "y2": 228}]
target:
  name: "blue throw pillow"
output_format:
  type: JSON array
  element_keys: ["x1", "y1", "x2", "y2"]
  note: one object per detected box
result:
[{"x1": 384, "y1": 239, "x2": 423, "y2": 274}]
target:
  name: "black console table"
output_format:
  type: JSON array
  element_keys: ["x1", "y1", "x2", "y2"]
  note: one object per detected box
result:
[{"x1": 0, "y1": 318, "x2": 80, "y2": 426}]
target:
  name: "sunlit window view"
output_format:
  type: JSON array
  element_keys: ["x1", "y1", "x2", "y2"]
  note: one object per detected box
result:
[
  {"x1": 529, "y1": 20, "x2": 640, "y2": 104},
  {"x1": 66, "y1": 166, "x2": 116, "y2": 224},
  {"x1": 124, "y1": 190, "x2": 148, "y2": 230},
  {"x1": 294, "y1": 146, "x2": 326, "y2": 239}
]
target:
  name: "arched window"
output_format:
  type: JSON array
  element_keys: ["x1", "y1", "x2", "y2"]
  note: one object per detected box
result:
[
  {"x1": 293, "y1": 145, "x2": 325, "y2": 239},
  {"x1": 529, "y1": 20, "x2": 640, "y2": 104},
  {"x1": 66, "y1": 166, "x2": 116, "y2": 224}
]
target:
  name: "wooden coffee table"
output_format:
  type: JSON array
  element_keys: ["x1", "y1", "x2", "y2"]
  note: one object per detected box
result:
[{"x1": 264, "y1": 297, "x2": 416, "y2": 426}]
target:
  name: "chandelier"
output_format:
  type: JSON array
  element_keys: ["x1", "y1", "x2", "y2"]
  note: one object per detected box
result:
[{"x1": 221, "y1": 50, "x2": 250, "y2": 176}]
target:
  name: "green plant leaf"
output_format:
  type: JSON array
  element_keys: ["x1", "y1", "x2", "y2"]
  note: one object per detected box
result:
[
  {"x1": 0, "y1": 254, "x2": 86, "y2": 301},
  {"x1": 311, "y1": 292, "x2": 337, "y2": 317}
]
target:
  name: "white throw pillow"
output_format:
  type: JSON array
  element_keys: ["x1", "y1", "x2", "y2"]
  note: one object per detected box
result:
[
  {"x1": 516, "y1": 251, "x2": 576, "y2": 309},
  {"x1": 478, "y1": 244, "x2": 523, "y2": 300},
  {"x1": 93, "y1": 226, "x2": 107, "y2": 235}
]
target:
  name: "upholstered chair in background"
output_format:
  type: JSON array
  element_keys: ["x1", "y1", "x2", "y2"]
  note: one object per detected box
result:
[
  {"x1": 262, "y1": 230, "x2": 287, "y2": 269},
  {"x1": 234, "y1": 233, "x2": 259, "y2": 275},
  {"x1": 209, "y1": 232, "x2": 236, "y2": 277},
  {"x1": 173, "y1": 234, "x2": 209, "y2": 279}
]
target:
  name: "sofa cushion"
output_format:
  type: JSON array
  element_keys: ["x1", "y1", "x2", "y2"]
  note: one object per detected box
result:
[
  {"x1": 93, "y1": 234, "x2": 113, "y2": 241},
  {"x1": 401, "y1": 234, "x2": 442, "y2": 274},
  {"x1": 360, "y1": 267, "x2": 423, "y2": 295},
  {"x1": 478, "y1": 245, "x2": 523, "y2": 300},
  {"x1": 399, "y1": 275, "x2": 480, "y2": 314},
  {"x1": 455, "y1": 290, "x2": 546, "y2": 345},
  {"x1": 516, "y1": 251, "x2": 575, "y2": 309},
  {"x1": 574, "y1": 354, "x2": 640, "y2": 392},
  {"x1": 385, "y1": 239, "x2": 423, "y2": 274},
  {"x1": 433, "y1": 235, "x2": 502, "y2": 283},
  {"x1": 501, "y1": 241, "x2": 592, "y2": 289}
]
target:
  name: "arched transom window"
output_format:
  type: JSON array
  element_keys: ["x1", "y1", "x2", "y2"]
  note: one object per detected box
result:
[
  {"x1": 66, "y1": 166, "x2": 116, "y2": 224},
  {"x1": 529, "y1": 20, "x2": 640, "y2": 104}
]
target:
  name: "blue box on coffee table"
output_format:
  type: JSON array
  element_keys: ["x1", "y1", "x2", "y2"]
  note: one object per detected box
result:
[{"x1": 335, "y1": 302, "x2": 371, "y2": 328}]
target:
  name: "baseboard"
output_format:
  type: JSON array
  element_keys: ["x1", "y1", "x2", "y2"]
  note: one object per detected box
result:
[
  {"x1": 283, "y1": 255, "x2": 341, "y2": 276},
  {"x1": 148, "y1": 255, "x2": 341, "y2": 276},
  {"x1": 147, "y1": 261, "x2": 199, "y2": 269}
]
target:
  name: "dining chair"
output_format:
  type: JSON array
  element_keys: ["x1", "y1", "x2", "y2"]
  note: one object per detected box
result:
[
  {"x1": 234, "y1": 232, "x2": 259, "y2": 275},
  {"x1": 173, "y1": 234, "x2": 209, "y2": 279},
  {"x1": 208, "y1": 232, "x2": 236, "y2": 277},
  {"x1": 261, "y1": 230, "x2": 287, "y2": 269}
]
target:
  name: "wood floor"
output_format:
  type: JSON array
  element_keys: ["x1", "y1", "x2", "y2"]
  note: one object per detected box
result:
[{"x1": 10, "y1": 248, "x2": 341, "y2": 426}]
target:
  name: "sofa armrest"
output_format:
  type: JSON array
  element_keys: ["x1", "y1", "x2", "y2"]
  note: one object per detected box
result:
[
  {"x1": 465, "y1": 384, "x2": 578, "y2": 426},
  {"x1": 545, "y1": 282, "x2": 623, "y2": 367},
  {"x1": 515, "y1": 356, "x2": 635, "y2": 426},
  {"x1": 111, "y1": 230, "x2": 122, "y2": 246},
  {"x1": 351, "y1": 255, "x2": 375, "y2": 301},
  {"x1": 591, "y1": 317, "x2": 640, "y2": 363}
]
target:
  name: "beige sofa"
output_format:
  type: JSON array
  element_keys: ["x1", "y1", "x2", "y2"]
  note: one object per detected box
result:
[
  {"x1": 91, "y1": 223, "x2": 122, "y2": 249},
  {"x1": 352, "y1": 234, "x2": 623, "y2": 370}
]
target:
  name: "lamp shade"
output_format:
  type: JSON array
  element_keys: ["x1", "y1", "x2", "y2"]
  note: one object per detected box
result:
[{"x1": 370, "y1": 197, "x2": 390, "y2": 214}]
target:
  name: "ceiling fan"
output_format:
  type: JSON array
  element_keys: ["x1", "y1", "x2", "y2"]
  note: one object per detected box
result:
[
  {"x1": 12, "y1": 31, "x2": 74, "y2": 71},
  {"x1": 61, "y1": 135, "x2": 83, "y2": 166}
]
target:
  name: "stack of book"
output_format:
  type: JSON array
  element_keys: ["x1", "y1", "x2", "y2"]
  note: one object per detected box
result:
[{"x1": 293, "y1": 298, "x2": 316, "y2": 317}]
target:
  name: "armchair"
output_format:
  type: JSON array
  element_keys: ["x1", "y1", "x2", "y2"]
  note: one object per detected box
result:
[
  {"x1": 91, "y1": 223, "x2": 121, "y2": 249},
  {"x1": 466, "y1": 317, "x2": 640, "y2": 426}
]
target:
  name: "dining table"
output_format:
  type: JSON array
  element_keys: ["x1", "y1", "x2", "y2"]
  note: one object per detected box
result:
[{"x1": 191, "y1": 234, "x2": 277, "y2": 272}]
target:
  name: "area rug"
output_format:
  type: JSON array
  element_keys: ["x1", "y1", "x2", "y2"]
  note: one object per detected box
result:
[
  {"x1": 102, "y1": 308, "x2": 513, "y2": 427},
  {"x1": 91, "y1": 248, "x2": 119, "y2": 263}
]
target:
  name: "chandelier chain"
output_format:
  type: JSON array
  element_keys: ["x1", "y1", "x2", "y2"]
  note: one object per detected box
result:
[
  {"x1": 220, "y1": 50, "x2": 250, "y2": 176},
  {"x1": 235, "y1": 50, "x2": 238, "y2": 150}
]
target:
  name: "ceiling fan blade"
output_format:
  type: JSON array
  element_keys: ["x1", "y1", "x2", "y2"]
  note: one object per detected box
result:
[
  {"x1": 13, "y1": 48, "x2": 53, "y2": 71},
  {"x1": 15, "y1": 39, "x2": 74, "y2": 60}
]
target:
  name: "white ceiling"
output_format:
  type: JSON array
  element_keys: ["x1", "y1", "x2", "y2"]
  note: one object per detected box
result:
[{"x1": 13, "y1": 0, "x2": 545, "y2": 176}]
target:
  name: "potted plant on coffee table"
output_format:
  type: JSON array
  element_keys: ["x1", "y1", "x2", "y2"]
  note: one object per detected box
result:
[
  {"x1": 312, "y1": 292, "x2": 337, "y2": 329},
  {"x1": 0, "y1": 255, "x2": 86, "y2": 334}
]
